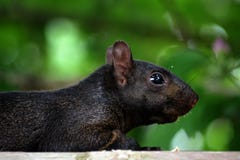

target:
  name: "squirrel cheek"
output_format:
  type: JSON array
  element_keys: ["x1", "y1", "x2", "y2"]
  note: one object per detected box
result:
[{"x1": 165, "y1": 83, "x2": 180, "y2": 97}]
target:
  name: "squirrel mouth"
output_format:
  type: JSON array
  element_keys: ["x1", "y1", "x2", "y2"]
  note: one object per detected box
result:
[
  {"x1": 150, "y1": 115, "x2": 178, "y2": 124},
  {"x1": 148, "y1": 83, "x2": 199, "y2": 125},
  {"x1": 151, "y1": 104, "x2": 195, "y2": 124},
  {"x1": 150, "y1": 95, "x2": 198, "y2": 124}
]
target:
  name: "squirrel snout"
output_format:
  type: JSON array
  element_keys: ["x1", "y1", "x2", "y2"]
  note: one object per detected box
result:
[{"x1": 190, "y1": 92, "x2": 199, "y2": 108}]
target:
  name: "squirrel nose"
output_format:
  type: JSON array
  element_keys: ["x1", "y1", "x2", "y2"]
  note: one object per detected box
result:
[{"x1": 190, "y1": 93, "x2": 199, "y2": 107}]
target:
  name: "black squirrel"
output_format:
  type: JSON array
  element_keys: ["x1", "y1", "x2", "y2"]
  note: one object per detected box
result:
[{"x1": 0, "y1": 41, "x2": 198, "y2": 151}]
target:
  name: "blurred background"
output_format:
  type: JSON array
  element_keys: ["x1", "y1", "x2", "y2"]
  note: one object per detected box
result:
[{"x1": 0, "y1": 0, "x2": 240, "y2": 151}]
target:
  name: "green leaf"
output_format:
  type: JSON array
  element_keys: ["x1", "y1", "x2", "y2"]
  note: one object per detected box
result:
[{"x1": 206, "y1": 118, "x2": 234, "y2": 150}]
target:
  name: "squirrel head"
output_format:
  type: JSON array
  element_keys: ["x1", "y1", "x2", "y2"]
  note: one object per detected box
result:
[{"x1": 106, "y1": 41, "x2": 198, "y2": 126}]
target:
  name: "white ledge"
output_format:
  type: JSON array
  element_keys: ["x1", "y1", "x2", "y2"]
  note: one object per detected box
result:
[{"x1": 0, "y1": 151, "x2": 240, "y2": 160}]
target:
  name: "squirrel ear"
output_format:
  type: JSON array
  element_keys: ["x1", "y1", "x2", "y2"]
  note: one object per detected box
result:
[
  {"x1": 112, "y1": 41, "x2": 133, "y2": 87},
  {"x1": 106, "y1": 46, "x2": 113, "y2": 65}
]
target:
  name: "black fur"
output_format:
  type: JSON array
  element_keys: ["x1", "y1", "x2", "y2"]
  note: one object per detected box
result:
[{"x1": 0, "y1": 41, "x2": 198, "y2": 151}]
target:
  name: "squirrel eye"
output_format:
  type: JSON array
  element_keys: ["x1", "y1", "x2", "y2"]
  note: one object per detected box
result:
[{"x1": 150, "y1": 72, "x2": 165, "y2": 85}]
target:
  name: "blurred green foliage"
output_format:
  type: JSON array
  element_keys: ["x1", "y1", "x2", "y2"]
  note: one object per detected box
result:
[{"x1": 0, "y1": 0, "x2": 240, "y2": 151}]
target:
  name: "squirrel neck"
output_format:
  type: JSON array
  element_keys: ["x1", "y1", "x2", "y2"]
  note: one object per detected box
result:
[{"x1": 121, "y1": 103, "x2": 155, "y2": 133}]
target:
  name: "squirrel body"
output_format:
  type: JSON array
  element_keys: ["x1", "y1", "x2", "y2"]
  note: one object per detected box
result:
[{"x1": 0, "y1": 41, "x2": 198, "y2": 151}]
